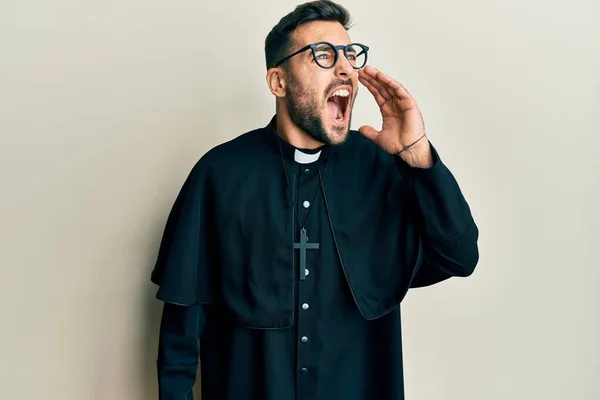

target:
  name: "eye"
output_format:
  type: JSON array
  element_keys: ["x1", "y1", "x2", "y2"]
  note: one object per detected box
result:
[
  {"x1": 315, "y1": 50, "x2": 333, "y2": 59},
  {"x1": 345, "y1": 50, "x2": 357, "y2": 61},
  {"x1": 314, "y1": 46, "x2": 335, "y2": 61}
]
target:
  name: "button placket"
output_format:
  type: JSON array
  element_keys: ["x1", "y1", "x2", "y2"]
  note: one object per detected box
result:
[{"x1": 295, "y1": 162, "x2": 318, "y2": 399}]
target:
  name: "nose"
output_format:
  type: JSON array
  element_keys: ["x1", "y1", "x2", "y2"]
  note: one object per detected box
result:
[{"x1": 334, "y1": 50, "x2": 354, "y2": 76}]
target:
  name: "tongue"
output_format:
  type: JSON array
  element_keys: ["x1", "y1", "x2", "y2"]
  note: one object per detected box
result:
[{"x1": 327, "y1": 98, "x2": 343, "y2": 121}]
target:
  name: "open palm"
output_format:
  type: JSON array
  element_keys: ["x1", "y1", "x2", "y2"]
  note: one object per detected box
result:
[{"x1": 357, "y1": 66, "x2": 426, "y2": 155}]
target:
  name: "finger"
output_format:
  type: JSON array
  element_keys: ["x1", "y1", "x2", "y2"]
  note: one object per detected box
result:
[
  {"x1": 358, "y1": 74, "x2": 388, "y2": 107},
  {"x1": 358, "y1": 125, "x2": 380, "y2": 141},
  {"x1": 363, "y1": 66, "x2": 413, "y2": 100},
  {"x1": 377, "y1": 73, "x2": 413, "y2": 100},
  {"x1": 359, "y1": 72, "x2": 397, "y2": 107},
  {"x1": 358, "y1": 72, "x2": 394, "y2": 99}
]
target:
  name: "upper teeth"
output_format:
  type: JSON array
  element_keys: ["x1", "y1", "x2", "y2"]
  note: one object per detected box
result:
[{"x1": 332, "y1": 89, "x2": 350, "y2": 97}]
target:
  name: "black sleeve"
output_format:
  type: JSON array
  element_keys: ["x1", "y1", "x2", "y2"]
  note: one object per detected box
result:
[
  {"x1": 157, "y1": 302, "x2": 205, "y2": 400},
  {"x1": 150, "y1": 158, "x2": 218, "y2": 307},
  {"x1": 151, "y1": 158, "x2": 217, "y2": 399},
  {"x1": 395, "y1": 141, "x2": 480, "y2": 287}
]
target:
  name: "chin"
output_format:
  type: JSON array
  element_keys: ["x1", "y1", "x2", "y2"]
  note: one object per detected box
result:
[
  {"x1": 323, "y1": 108, "x2": 353, "y2": 146},
  {"x1": 324, "y1": 120, "x2": 351, "y2": 146}
]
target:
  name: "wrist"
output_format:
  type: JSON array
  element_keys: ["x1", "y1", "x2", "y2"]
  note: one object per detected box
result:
[{"x1": 397, "y1": 139, "x2": 433, "y2": 168}]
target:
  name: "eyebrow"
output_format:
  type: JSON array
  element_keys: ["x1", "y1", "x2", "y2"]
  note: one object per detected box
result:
[{"x1": 315, "y1": 44, "x2": 334, "y2": 51}]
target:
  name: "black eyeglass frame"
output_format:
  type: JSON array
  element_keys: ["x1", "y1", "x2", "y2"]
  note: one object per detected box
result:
[{"x1": 273, "y1": 41, "x2": 369, "y2": 69}]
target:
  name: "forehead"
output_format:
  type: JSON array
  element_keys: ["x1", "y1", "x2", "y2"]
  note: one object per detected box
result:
[{"x1": 292, "y1": 20, "x2": 352, "y2": 48}]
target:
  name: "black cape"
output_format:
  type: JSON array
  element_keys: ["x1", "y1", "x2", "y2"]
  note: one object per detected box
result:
[{"x1": 151, "y1": 116, "x2": 479, "y2": 399}]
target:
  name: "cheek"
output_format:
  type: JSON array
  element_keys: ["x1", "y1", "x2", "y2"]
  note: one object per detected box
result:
[{"x1": 352, "y1": 78, "x2": 360, "y2": 99}]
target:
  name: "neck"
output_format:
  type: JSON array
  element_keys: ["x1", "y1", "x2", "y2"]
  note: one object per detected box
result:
[{"x1": 275, "y1": 110, "x2": 324, "y2": 150}]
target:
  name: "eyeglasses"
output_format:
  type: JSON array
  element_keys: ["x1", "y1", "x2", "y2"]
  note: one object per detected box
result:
[{"x1": 274, "y1": 41, "x2": 369, "y2": 70}]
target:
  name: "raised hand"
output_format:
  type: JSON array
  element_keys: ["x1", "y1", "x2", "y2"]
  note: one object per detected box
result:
[{"x1": 358, "y1": 65, "x2": 432, "y2": 167}]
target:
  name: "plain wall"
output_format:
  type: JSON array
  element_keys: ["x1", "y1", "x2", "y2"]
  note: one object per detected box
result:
[{"x1": 1, "y1": 0, "x2": 598, "y2": 399}]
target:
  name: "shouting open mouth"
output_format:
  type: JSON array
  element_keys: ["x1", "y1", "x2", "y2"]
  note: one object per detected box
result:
[{"x1": 326, "y1": 85, "x2": 351, "y2": 126}]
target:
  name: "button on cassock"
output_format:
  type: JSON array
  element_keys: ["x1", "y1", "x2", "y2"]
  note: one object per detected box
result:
[
  {"x1": 303, "y1": 200, "x2": 310, "y2": 208},
  {"x1": 301, "y1": 336, "x2": 308, "y2": 344}
]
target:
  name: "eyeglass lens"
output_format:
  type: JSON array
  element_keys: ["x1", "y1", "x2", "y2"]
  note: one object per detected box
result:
[{"x1": 313, "y1": 43, "x2": 367, "y2": 69}]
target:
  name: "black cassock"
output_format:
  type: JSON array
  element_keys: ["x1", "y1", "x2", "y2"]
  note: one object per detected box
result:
[{"x1": 150, "y1": 116, "x2": 479, "y2": 400}]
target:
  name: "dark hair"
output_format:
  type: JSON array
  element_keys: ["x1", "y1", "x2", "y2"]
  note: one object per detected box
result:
[{"x1": 264, "y1": 0, "x2": 353, "y2": 70}]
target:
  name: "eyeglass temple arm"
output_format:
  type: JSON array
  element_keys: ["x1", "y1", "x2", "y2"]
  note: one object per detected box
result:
[{"x1": 274, "y1": 44, "x2": 312, "y2": 68}]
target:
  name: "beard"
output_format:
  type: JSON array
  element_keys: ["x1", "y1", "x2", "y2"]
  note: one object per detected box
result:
[{"x1": 285, "y1": 74, "x2": 353, "y2": 146}]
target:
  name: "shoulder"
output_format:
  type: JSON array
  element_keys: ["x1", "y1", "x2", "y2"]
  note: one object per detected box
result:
[
  {"x1": 203, "y1": 127, "x2": 265, "y2": 163},
  {"x1": 186, "y1": 126, "x2": 267, "y2": 177}
]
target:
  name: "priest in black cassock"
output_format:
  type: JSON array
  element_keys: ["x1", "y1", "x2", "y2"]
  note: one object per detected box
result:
[{"x1": 150, "y1": 1, "x2": 480, "y2": 399}]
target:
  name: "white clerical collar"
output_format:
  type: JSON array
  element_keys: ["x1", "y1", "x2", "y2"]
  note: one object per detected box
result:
[{"x1": 294, "y1": 149, "x2": 321, "y2": 164}]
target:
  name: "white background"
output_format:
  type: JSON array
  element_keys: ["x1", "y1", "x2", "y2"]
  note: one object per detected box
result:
[{"x1": 1, "y1": 0, "x2": 598, "y2": 398}]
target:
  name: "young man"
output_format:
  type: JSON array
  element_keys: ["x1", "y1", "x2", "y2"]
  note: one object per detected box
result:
[{"x1": 151, "y1": 1, "x2": 479, "y2": 399}]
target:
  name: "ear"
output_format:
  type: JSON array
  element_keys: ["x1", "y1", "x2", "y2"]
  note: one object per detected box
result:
[{"x1": 266, "y1": 68, "x2": 286, "y2": 98}]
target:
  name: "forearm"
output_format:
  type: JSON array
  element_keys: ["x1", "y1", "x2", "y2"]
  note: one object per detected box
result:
[
  {"x1": 157, "y1": 302, "x2": 204, "y2": 400},
  {"x1": 396, "y1": 142, "x2": 479, "y2": 279}
]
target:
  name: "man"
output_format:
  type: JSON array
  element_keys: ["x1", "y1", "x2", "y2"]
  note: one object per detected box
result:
[{"x1": 151, "y1": 1, "x2": 479, "y2": 399}]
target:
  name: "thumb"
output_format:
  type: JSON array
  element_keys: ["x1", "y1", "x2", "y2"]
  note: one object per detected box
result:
[{"x1": 358, "y1": 125, "x2": 379, "y2": 141}]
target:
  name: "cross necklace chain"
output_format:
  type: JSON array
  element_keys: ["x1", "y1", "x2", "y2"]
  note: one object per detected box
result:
[{"x1": 278, "y1": 137, "x2": 332, "y2": 280}]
